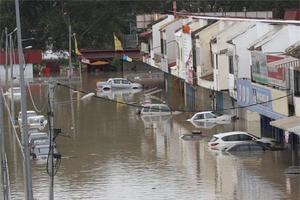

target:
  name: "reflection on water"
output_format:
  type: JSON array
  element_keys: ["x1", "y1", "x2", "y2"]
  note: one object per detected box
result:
[{"x1": 5, "y1": 72, "x2": 300, "y2": 200}]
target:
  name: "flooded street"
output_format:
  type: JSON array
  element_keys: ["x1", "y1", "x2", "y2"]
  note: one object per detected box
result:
[{"x1": 5, "y1": 72, "x2": 300, "y2": 200}]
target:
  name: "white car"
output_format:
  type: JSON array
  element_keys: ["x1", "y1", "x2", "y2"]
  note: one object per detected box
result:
[
  {"x1": 208, "y1": 131, "x2": 277, "y2": 150},
  {"x1": 5, "y1": 87, "x2": 21, "y2": 100},
  {"x1": 96, "y1": 78, "x2": 142, "y2": 90},
  {"x1": 187, "y1": 111, "x2": 234, "y2": 123},
  {"x1": 18, "y1": 110, "x2": 37, "y2": 125},
  {"x1": 27, "y1": 115, "x2": 48, "y2": 131},
  {"x1": 137, "y1": 103, "x2": 172, "y2": 116}
]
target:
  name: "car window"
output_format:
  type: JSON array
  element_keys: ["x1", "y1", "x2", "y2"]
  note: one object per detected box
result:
[
  {"x1": 142, "y1": 107, "x2": 150, "y2": 112},
  {"x1": 113, "y1": 80, "x2": 121, "y2": 84},
  {"x1": 160, "y1": 106, "x2": 170, "y2": 112},
  {"x1": 222, "y1": 134, "x2": 240, "y2": 141},
  {"x1": 150, "y1": 105, "x2": 160, "y2": 112},
  {"x1": 122, "y1": 79, "x2": 130, "y2": 84},
  {"x1": 239, "y1": 134, "x2": 253, "y2": 141},
  {"x1": 212, "y1": 111, "x2": 222, "y2": 116},
  {"x1": 194, "y1": 114, "x2": 204, "y2": 120},
  {"x1": 205, "y1": 113, "x2": 215, "y2": 119}
]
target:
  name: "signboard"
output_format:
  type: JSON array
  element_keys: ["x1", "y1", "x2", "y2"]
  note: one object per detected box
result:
[
  {"x1": 251, "y1": 51, "x2": 268, "y2": 84},
  {"x1": 182, "y1": 32, "x2": 193, "y2": 84},
  {"x1": 251, "y1": 52, "x2": 295, "y2": 89},
  {"x1": 237, "y1": 79, "x2": 288, "y2": 119}
]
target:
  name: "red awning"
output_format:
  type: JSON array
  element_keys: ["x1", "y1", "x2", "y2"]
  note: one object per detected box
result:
[{"x1": 0, "y1": 49, "x2": 42, "y2": 65}]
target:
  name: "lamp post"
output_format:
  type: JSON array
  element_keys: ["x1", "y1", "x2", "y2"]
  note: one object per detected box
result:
[{"x1": 14, "y1": 0, "x2": 33, "y2": 199}]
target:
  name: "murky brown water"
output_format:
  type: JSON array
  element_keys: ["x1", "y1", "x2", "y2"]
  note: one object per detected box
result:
[{"x1": 4, "y1": 72, "x2": 300, "y2": 200}]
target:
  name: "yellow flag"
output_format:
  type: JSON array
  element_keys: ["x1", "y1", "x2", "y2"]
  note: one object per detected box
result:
[
  {"x1": 114, "y1": 33, "x2": 123, "y2": 51},
  {"x1": 73, "y1": 34, "x2": 82, "y2": 56}
]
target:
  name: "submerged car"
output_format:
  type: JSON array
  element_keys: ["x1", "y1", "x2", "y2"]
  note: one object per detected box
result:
[
  {"x1": 187, "y1": 111, "x2": 234, "y2": 123},
  {"x1": 31, "y1": 144, "x2": 51, "y2": 160},
  {"x1": 5, "y1": 87, "x2": 21, "y2": 100},
  {"x1": 137, "y1": 103, "x2": 172, "y2": 116},
  {"x1": 222, "y1": 141, "x2": 268, "y2": 153},
  {"x1": 208, "y1": 131, "x2": 277, "y2": 150},
  {"x1": 96, "y1": 78, "x2": 142, "y2": 90},
  {"x1": 18, "y1": 110, "x2": 37, "y2": 125},
  {"x1": 27, "y1": 115, "x2": 48, "y2": 131}
]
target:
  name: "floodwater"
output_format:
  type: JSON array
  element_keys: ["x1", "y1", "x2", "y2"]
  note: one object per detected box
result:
[{"x1": 4, "y1": 71, "x2": 300, "y2": 200}]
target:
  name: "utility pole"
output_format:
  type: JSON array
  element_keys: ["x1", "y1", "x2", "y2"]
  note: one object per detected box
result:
[
  {"x1": 5, "y1": 28, "x2": 8, "y2": 89},
  {"x1": 68, "y1": 17, "x2": 72, "y2": 77},
  {"x1": 9, "y1": 34, "x2": 15, "y2": 125},
  {"x1": 48, "y1": 83, "x2": 55, "y2": 200},
  {"x1": 0, "y1": 89, "x2": 9, "y2": 200},
  {"x1": 67, "y1": 16, "x2": 75, "y2": 133},
  {"x1": 14, "y1": 0, "x2": 33, "y2": 199}
]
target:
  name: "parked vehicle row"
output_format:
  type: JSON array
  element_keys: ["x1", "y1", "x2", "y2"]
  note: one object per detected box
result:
[{"x1": 18, "y1": 110, "x2": 54, "y2": 161}]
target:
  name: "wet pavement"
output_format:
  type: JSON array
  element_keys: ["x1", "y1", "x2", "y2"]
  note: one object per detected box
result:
[{"x1": 4, "y1": 71, "x2": 300, "y2": 200}]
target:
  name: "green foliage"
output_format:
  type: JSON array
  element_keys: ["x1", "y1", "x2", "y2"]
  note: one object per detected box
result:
[{"x1": 1, "y1": 0, "x2": 299, "y2": 50}]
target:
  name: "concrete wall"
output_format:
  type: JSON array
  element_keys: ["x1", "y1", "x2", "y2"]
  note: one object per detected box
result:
[
  {"x1": 262, "y1": 25, "x2": 300, "y2": 53},
  {"x1": 0, "y1": 64, "x2": 33, "y2": 85},
  {"x1": 294, "y1": 96, "x2": 300, "y2": 117},
  {"x1": 232, "y1": 23, "x2": 272, "y2": 79}
]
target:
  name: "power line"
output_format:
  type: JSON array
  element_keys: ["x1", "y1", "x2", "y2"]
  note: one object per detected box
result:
[
  {"x1": 26, "y1": 83, "x2": 46, "y2": 113},
  {"x1": 0, "y1": 89, "x2": 24, "y2": 157},
  {"x1": 56, "y1": 82, "x2": 293, "y2": 114}
]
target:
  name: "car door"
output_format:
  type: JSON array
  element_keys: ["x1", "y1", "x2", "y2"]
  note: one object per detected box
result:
[
  {"x1": 149, "y1": 105, "x2": 160, "y2": 115},
  {"x1": 193, "y1": 113, "x2": 205, "y2": 121},
  {"x1": 112, "y1": 79, "x2": 121, "y2": 88},
  {"x1": 221, "y1": 134, "x2": 241, "y2": 149},
  {"x1": 121, "y1": 79, "x2": 131, "y2": 89},
  {"x1": 205, "y1": 112, "x2": 216, "y2": 122}
]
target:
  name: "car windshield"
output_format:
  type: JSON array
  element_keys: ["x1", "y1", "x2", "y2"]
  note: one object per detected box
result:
[
  {"x1": 37, "y1": 147, "x2": 49, "y2": 155},
  {"x1": 211, "y1": 111, "x2": 222, "y2": 116},
  {"x1": 160, "y1": 106, "x2": 170, "y2": 112},
  {"x1": 28, "y1": 118, "x2": 41, "y2": 124},
  {"x1": 13, "y1": 88, "x2": 21, "y2": 93},
  {"x1": 33, "y1": 138, "x2": 49, "y2": 145}
]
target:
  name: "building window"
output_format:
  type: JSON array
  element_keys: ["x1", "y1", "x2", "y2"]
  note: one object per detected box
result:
[
  {"x1": 164, "y1": 40, "x2": 167, "y2": 55},
  {"x1": 294, "y1": 70, "x2": 300, "y2": 97},
  {"x1": 229, "y1": 55, "x2": 234, "y2": 74},
  {"x1": 215, "y1": 54, "x2": 218, "y2": 69},
  {"x1": 160, "y1": 39, "x2": 163, "y2": 54}
]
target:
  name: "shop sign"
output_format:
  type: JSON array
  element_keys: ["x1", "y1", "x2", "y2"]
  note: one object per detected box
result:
[{"x1": 237, "y1": 79, "x2": 287, "y2": 119}]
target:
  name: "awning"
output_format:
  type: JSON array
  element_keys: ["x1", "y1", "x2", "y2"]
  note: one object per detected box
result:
[
  {"x1": 89, "y1": 60, "x2": 109, "y2": 66},
  {"x1": 270, "y1": 116, "x2": 300, "y2": 136}
]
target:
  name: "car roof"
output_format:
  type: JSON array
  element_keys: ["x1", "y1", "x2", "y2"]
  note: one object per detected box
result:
[
  {"x1": 213, "y1": 131, "x2": 250, "y2": 138},
  {"x1": 29, "y1": 132, "x2": 48, "y2": 136},
  {"x1": 193, "y1": 111, "x2": 213, "y2": 115},
  {"x1": 34, "y1": 144, "x2": 50, "y2": 148},
  {"x1": 28, "y1": 115, "x2": 45, "y2": 119},
  {"x1": 19, "y1": 110, "x2": 37, "y2": 114},
  {"x1": 142, "y1": 104, "x2": 169, "y2": 107},
  {"x1": 109, "y1": 78, "x2": 127, "y2": 80}
]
